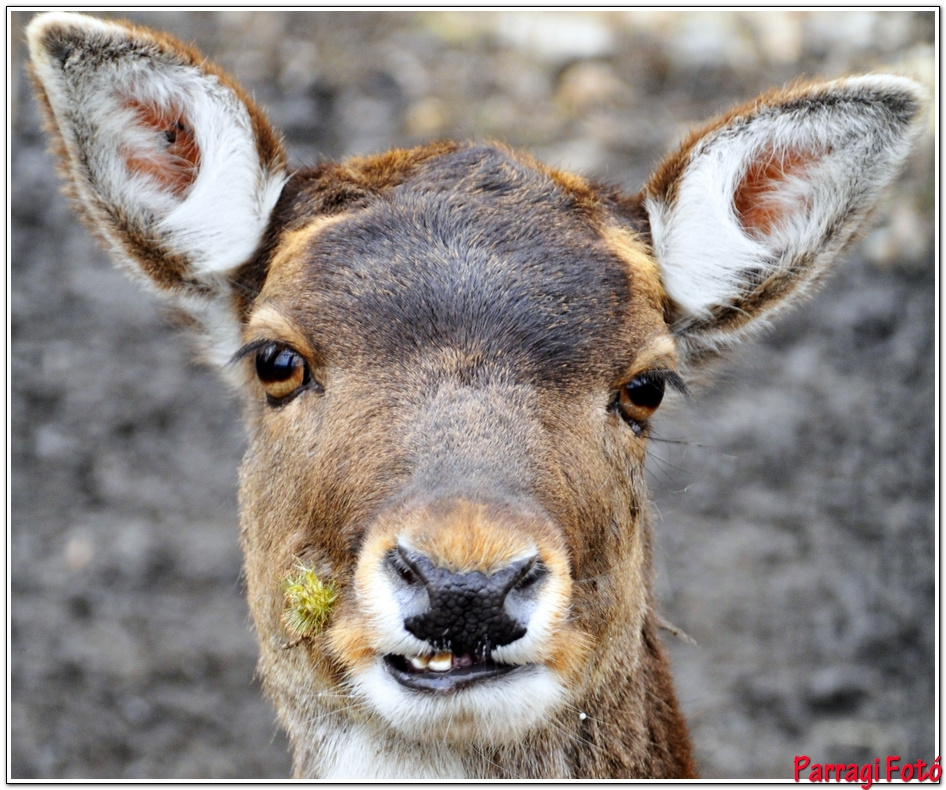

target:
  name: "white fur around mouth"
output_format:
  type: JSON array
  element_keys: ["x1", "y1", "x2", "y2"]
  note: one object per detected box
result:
[{"x1": 356, "y1": 654, "x2": 565, "y2": 746}]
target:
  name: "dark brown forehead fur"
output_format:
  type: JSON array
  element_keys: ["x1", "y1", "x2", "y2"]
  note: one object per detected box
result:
[{"x1": 248, "y1": 142, "x2": 668, "y2": 390}]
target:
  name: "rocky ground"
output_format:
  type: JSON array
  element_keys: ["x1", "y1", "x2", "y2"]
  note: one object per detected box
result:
[{"x1": 10, "y1": 10, "x2": 936, "y2": 779}]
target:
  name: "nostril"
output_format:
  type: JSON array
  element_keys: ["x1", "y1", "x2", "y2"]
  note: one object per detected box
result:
[
  {"x1": 511, "y1": 557, "x2": 547, "y2": 593},
  {"x1": 503, "y1": 555, "x2": 546, "y2": 632},
  {"x1": 388, "y1": 546, "x2": 425, "y2": 587}
]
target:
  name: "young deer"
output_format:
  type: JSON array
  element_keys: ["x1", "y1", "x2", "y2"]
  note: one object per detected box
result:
[{"x1": 27, "y1": 12, "x2": 926, "y2": 779}]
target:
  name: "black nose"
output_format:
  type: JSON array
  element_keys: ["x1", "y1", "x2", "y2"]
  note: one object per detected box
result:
[{"x1": 387, "y1": 546, "x2": 546, "y2": 657}]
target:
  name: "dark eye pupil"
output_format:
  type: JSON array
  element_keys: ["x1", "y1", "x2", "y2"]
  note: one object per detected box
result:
[
  {"x1": 625, "y1": 376, "x2": 665, "y2": 410},
  {"x1": 256, "y1": 345, "x2": 302, "y2": 383}
]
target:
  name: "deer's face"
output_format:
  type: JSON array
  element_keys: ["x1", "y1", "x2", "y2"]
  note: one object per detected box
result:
[{"x1": 238, "y1": 145, "x2": 676, "y2": 742}]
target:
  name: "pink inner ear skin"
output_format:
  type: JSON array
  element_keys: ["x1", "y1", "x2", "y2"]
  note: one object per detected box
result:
[
  {"x1": 122, "y1": 98, "x2": 201, "y2": 197},
  {"x1": 733, "y1": 147, "x2": 814, "y2": 237}
]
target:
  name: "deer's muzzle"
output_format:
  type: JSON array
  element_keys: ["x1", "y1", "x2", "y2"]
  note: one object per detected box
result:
[{"x1": 336, "y1": 497, "x2": 579, "y2": 725}]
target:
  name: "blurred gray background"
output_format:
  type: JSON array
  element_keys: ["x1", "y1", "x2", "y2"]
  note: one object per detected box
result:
[{"x1": 10, "y1": 10, "x2": 935, "y2": 779}]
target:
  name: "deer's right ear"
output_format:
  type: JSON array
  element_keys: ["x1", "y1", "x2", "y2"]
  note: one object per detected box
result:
[
  {"x1": 640, "y1": 75, "x2": 926, "y2": 367},
  {"x1": 27, "y1": 12, "x2": 288, "y2": 303}
]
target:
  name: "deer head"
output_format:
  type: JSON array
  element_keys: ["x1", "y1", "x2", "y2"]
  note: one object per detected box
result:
[{"x1": 27, "y1": 12, "x2": 926, "y2": 779}]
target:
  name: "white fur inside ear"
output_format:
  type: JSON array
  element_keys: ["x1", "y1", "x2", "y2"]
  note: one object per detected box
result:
[
  {"x1": 646, "y1": 141, "x2": 771, "y2": 318},
  {"x1": 28, "y1": 12, "x2": 287, "y2": 277},
  {"x1": 153, "y1": 79, "x2": 287, "y2": 274},
  {"x1": 647, "y1": 75, "x2": 926, "y2": 320}
]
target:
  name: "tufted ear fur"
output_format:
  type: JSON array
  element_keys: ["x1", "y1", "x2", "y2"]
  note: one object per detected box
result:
[
  {"x1": 641, "y1": 75, "x2": 927, "y2": 365},
  {"x1": 27, "y1": 12, "x2": 289, "y2": 363}
]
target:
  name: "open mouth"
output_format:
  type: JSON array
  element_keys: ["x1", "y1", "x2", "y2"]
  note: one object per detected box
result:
[{"x1": 384, "y1": 651, "x2": 521, "y2": 692}]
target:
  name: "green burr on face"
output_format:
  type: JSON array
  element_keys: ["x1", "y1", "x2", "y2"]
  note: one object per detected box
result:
[{"x1": 282, "y1": 565, "x2": 338, "y2": 638}]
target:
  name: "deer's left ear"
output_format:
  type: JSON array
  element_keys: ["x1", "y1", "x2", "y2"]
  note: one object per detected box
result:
[
  {"x1": 641, "y1": 75, "x2": 927, "y2": 361},
  {"x1": 26, "y1": 12, "x2": 289, "y2": 296}
]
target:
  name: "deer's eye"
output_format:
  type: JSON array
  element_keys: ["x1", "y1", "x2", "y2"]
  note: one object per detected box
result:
[
  {"x1": 616, "y1": 373, "x2": 667, "y2": 434},
  {"x1": 254, "y1": 343, "x2": 312, "y2": 403}
]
